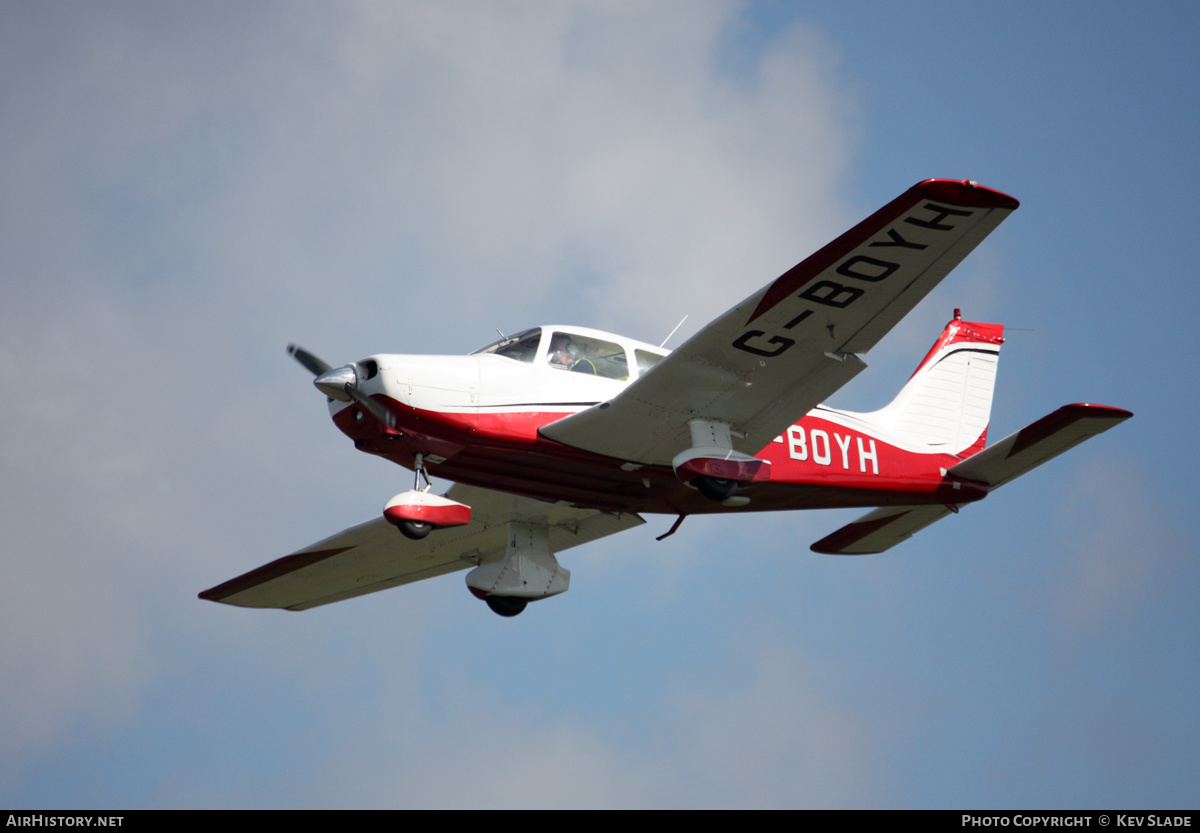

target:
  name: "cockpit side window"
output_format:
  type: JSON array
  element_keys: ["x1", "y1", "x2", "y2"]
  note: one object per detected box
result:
[
  {"x1": 473, "y1": 328, "x2": 541, "y2": 363},
  {"x1": 635, "y1": 349, "x2": 665, "y2": 376},
  {"x1": 546, "y1": 332, "x2": 629, "y2": 380}
]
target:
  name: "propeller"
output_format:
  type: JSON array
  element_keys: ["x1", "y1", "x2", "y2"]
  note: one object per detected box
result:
[
  {"x1": 287, "y1": 343, "x2": 397, "y2": 429},
  {"x1": 287, "y1": 344, "x2": 333, "y2": 376}
]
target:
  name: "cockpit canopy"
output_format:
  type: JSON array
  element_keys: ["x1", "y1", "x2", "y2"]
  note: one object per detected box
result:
[
  {"x1": 475, "y1": 328, "x2": 542, "y2": 363},
  {"x1": 474, "y1": 327, "x2": 666, "y2": 381}
]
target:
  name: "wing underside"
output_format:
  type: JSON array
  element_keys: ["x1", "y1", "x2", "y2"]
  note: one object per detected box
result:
[
  {"x1": 200, "y1": 483, "x2": 645, "y2": 610},
  {"x1": 541, "y1": 179, "x2": 1019, "y2": 466}
]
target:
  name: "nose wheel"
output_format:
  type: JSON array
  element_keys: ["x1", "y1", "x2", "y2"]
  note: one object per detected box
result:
[
  {"x1": 383, "y1": 453, "x2": 473, "y2": 539},
  {"x1": 397, "y1": 453, "x2": 435, "y2": 540},
  {"x1": 398, "y1": 520, "x2": 433, "y2": 540}
]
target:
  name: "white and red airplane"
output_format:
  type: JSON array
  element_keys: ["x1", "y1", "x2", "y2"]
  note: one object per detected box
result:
[{"x1": 201, "y1": 179, "x2": 1131, "y2": 617}]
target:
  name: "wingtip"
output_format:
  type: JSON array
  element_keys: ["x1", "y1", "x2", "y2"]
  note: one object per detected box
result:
[
  {"x1": 1063, "y1": 403, "x2": 1134, "y2": 420},
  {"x1": 915, "y1": 179, "x2": 1020, "y2": 210}
]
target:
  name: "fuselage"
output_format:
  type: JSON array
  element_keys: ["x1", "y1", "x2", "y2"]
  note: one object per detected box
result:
[{"x1": 328, "y1": 325, "x2": 986, "y2": 515}]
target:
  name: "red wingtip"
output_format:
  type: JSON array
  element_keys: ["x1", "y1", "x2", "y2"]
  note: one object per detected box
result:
[{"x1": 915, "y1": 179, "x2": 1020, "y2": 210}]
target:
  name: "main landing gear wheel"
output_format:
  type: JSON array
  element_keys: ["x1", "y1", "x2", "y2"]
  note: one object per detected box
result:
[
  {"x1": 486, "y1": 596, "x2": 528, "y2": 617},
  {"x1": 398, "y1": 520, "x2": 433, "y2": 540},
  {"x1": 693, "y1": 475, "x2": 738, "y2": 501}
]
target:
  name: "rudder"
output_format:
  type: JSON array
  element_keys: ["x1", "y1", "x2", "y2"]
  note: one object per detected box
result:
[{"x1": 848, "y1": 310, "x2": 1004, "y2": 456}]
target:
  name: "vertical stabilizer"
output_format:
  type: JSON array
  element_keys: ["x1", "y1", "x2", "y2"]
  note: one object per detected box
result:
[{"x1": 851, "y1": 311, "x2": 1004, "y2": 456}]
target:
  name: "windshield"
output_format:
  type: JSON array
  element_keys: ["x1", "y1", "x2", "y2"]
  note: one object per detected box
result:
[{"x1": 473, "y1": 328, "x2": 542, "y2": 363}]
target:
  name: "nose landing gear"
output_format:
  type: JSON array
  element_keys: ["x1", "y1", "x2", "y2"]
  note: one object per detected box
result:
[{"x1": 382, "y1": 453, "x2": 472, "y2": 538}]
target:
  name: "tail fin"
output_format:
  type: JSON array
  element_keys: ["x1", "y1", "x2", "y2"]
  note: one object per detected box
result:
[{"x1": 849, "y1": 310, "x2": 1004, "y2": 456}]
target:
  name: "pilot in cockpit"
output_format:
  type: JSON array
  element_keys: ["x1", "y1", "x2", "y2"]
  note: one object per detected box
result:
[{"x1": 548, "y1": 333, "x2": 596, "y2": 374}]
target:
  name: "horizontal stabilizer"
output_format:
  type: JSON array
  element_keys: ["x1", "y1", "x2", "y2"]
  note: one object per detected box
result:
[
  {"x1": 948, "y1": 403, "x2": 1132, "y2": 487},
  {"x1": 810, "y1": 504, "x2": 956, "y2": 555},
  {"x1": 811, "y1": 403, "x2": 1131, "y2": 555}
]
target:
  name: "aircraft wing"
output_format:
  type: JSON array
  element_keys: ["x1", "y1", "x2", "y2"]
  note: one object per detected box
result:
[
  {"x1": 541, "y1": 179, "x2": 1019, "y2": 466},
  {"x1": 199, "y1": 483, "x2": 645, "y2": 610}
]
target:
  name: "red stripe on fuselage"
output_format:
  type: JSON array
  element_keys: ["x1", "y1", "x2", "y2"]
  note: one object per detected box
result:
[
  {"x1": 333, "y1": 396, "x2": 987, "y2": 515},
  {"x1": 760, "y1": 413, "x2": 985, "y2": 501}
]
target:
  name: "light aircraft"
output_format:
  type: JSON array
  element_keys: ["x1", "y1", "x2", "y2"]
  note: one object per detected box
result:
[{"x1": 200, "y1": 179, "x2": 1131, "y2": 617}]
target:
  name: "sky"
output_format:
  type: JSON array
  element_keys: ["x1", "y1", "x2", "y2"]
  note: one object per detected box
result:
[{"x1": 2, "y1": 0, "x2": 1197, "y2": 809}]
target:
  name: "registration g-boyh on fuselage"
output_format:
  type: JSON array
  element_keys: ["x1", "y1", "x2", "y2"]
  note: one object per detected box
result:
[{"x1": 200, "y1": 179, "x2": 1131, "y2": 617}]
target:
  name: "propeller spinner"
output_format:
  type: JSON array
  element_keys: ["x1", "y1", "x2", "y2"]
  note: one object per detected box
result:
[{"x1": 287, "y1": 343, "x2": 397, "y2": 429}]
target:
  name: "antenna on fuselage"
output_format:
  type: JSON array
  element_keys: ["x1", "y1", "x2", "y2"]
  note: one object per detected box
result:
[
  {"x1": 660, "y1": 315, "x2": 688, "y2": 349},
  {"x1": 495, "y1": 328, "x2": 506, "y2": 339}
]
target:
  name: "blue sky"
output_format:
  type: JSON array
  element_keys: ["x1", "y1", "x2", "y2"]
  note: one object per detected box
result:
[{"x1": 2, "y1": 1, "x2": 1196, "y2": 808}]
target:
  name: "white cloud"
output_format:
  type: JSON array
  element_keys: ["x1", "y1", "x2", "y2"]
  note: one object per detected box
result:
[
  {"x1": 0, "y1": 1, "x2": 862, "y2": 805},
  {"x1": 259, "y1": 645, "x2": 874, "y2": 809}
]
